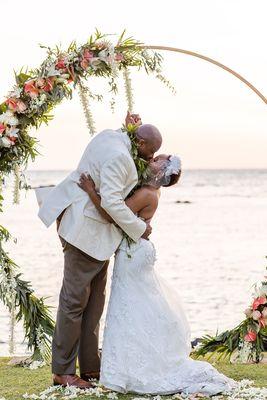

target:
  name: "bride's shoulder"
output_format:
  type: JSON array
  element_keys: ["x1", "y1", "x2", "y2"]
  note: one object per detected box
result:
[{"x1": 136, "y1": 186, "x2": 159, "y2": 203}]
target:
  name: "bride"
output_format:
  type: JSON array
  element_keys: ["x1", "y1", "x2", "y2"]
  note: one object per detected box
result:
[{"x1": 78, "y1": 155, "x2": 237, "y2": 396}]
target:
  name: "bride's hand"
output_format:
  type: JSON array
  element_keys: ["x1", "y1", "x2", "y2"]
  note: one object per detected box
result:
[
  {"x1": 78, "y1": 173, "x2": 96, "y2": 193},
  {"x1": 125, "y1": 111, "x2": 142, "y2": 127}
]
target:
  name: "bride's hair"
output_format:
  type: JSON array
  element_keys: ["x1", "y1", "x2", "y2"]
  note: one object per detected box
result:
[
  {"x1": 162, "y1": 170, "x2": 182, "y2": 187},
  {"x1": 145, "y1": 155, "x2": 182, "y2": 188}
]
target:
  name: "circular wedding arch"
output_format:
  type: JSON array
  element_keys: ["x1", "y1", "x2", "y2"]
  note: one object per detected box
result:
[
  {"x1": 0, "y1": 31, "x2": 266, "y2": 362},
  {"x1": 144, "y1": 45, "x2": 267, "y2": 104}
]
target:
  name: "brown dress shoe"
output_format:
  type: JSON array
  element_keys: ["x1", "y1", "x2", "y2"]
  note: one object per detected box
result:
[
  {"x1": 80, "y1": 371, "x2": 100, "y2": 381},
  {"x1": 53, "y1": 374, "x2": 93, "y2": 389}
]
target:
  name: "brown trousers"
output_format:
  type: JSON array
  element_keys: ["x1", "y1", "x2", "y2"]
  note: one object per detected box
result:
[{"x1": 52, "y1": 234, "x2": 109, "y2": 375}]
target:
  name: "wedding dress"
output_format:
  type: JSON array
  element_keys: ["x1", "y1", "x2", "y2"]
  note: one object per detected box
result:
[{"x1": 100, "y1": 238, "x2": 237, "y2": 396}]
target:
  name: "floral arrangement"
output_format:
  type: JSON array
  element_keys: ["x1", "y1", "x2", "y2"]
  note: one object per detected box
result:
[
  {"x1": 0, "y1": 30, "x2": 173, "y2": 361},
  {"x1": 0, "y1": 29, "x2": 165, "y2": 174},
  {"x1": 195, "y1": 262, "x2": 267, "y2": 363}
]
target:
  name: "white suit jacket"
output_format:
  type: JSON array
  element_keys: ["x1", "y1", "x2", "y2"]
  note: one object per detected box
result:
[{"x1": 38, "y1": 129, "x2": 146, "y2": 260}]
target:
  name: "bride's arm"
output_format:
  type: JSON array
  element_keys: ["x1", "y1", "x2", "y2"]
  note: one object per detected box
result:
[
  {"x1": 78, "y1": 174, "x2": 155, "y2": 223},
  {"x1": 78, "y1": 174, "x2": 114, "y2": 223}
]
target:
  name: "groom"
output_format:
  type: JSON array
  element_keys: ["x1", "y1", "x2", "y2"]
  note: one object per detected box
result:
[{"x1": 38, "y1": 112, "x2": 162, "y2": 389}]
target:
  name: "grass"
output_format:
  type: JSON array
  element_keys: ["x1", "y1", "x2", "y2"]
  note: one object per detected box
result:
[{"x1": 0, "y1": 356, "x2": 266, "y2": 400}]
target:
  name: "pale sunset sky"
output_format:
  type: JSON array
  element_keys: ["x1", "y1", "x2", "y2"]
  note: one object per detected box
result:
[{"x1": 1, "y1": 0, "x2": 267, "y2": 170}]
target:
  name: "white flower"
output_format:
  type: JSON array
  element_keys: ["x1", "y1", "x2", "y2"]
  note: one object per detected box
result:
[
  {"x1": 29, "y1": 93, "x2": 47, "y2": 111},
  {"x1": 8, "y1": 85, "x2": 22, "y2": 98},
  {"x1": 98, "y1": 49, "x2": 109, "y2": 60},
  {"x1": 0, "y1": 110, "x2": 18, "y2": 126},
  {"x1": 0, "y1": 136, "x2": 12, "y2": 148},
  {"x1": 90, "y1": 58, "x2": 102, "y2": 70},
  {"x1": 6, "y1": 127, "x2": 19, "y2": 138},
  {"x1": 107, "y1": 392, "x2": 118, "y2": 400},
  {"x1": 258, "y1": 284, "x2": 267, "y2": 296},
  {"x1": 39, "y1": 386, "x2": 59, "y2": 396},
  {"x1": 28, "y1": 360, "x2": 46, "y2": 370},
  {"x1": 46, "y1": 64, "x2": 61, "y2": 77},
  {"x1": 131, "y1": 398, "x2": 150, "y2": 400}
]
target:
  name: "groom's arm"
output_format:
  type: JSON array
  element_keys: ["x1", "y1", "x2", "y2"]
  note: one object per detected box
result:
[{"x1": 99, "y1": 153, "x2": 147, "y2": 242}]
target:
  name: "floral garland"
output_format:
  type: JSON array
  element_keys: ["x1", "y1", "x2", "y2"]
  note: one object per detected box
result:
[
  {"x1": 0, "y1": 30, "x2": 171, "y2": 361},
  {"x1": 195, "y1": 261, "x2": 267, "y2": 363}
]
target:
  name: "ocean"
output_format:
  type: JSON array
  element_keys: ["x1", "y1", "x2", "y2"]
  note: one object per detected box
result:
[{"x1": 0, "y1": 169, "x2": 267, "y2": 356}]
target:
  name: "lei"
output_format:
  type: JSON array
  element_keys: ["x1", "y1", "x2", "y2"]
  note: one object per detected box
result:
[
  {"x1": 120, "y1": 123, "x2": 149, "y2": 251},
  {"x1": 122, "y1": 123, "x2": 149, "y2": 186}
]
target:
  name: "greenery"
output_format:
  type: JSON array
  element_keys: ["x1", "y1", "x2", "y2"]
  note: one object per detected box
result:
[
  {"x1": 0, "y1": 356, "x2": 266, "y2": 400},
  {"x1": 0, "y1": 226, "x2": 54, "y2": 361}
]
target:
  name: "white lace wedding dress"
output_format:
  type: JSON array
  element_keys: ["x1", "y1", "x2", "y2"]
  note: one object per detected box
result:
[{"x1": 100, "y1": 238, "x2": 237, "y2": 396}]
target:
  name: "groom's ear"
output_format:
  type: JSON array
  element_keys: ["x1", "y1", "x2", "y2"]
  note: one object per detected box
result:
[{"x1": 136, "y1": 137, "x2": 145, "y2": 147}]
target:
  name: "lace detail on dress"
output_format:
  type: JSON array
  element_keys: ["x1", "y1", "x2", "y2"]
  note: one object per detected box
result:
[{"x1": 100, "y1": 238, "x2": 237, "y2": 396}]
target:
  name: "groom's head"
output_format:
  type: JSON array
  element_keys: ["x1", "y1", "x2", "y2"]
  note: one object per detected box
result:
[{"x1": 135, "y1": 124, "x2": 162, "y2": 161}]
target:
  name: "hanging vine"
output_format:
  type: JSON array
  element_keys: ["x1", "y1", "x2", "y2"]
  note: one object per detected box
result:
[{"x1": 123, "y1": 67, "x2": 134, "y2": 112}]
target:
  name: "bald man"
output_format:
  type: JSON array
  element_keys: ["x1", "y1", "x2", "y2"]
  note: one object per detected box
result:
[{"x1": 38, "y1": 112, "x2": 162, "y2": 389}]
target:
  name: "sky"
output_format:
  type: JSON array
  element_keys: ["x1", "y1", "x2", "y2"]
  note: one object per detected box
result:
[{"x1": 1, "y1": 0, "x2": 267, "y2": 170}]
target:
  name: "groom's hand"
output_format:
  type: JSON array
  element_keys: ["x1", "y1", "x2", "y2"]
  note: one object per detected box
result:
[{"x1": 141, "y1": 222, "x2": 152, "y2": 240}]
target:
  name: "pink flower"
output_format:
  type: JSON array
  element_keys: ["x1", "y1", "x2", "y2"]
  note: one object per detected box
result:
[
  {"x1": 115, "y1": 53, "x2": 124, "y2": 62},
  {"x1": 6, "y1": 98, "x2": 18, "y2": 111},
  {"x1": 24, "y1": 80, "x2": 39, "y2": 98},
  {"x1": 0, "y1": 123, "x2": 5, "y2": 135},
  {"x1": 259, "y1": 317, "x2": 266, "y2": 328},
  {"x1": 6, "y1": 98, "x2": 27, "y2": 113},
  {"x1": 36, "y1": 77, "x2": 55, "y2": 92},
  {"x1": 244, "y1": 330, "x2": 257, "y2": 342},
  {"x1": 80, "y1": 58, "x2": 89, "y2": 70},
  {"x1": 43, "y1": 77, "x2": 55, "y2": 92},
  {"x1": 8, "y1": 136, "x2": 17, "y2": 145},
  {"x1": 262, "y1": 307, "x2": 267, "y2": 318},
  {"x1": 83, "y1": 49, "x2": 94, "y2": 61},
  {"x1": 16, "y1": 99, "x2": 27, "y2": 113},
  {"x1": 252, "y1": 296, "x2": 267, "y2": 310},
  {"x1": 252, "y1": 310, "x2": 261, "y2": 320},
  {"x1": 80, "y1": 49, "x2": 94, "y2": 70},
  {"x1": 55, "y1": 58, "x2": 67, "y2": 71}
]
